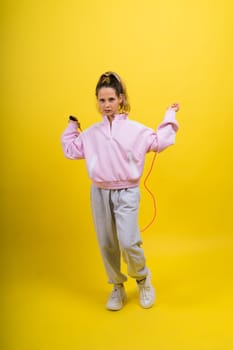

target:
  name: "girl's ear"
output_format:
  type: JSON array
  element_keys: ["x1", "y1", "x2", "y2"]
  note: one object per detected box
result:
[
  {"x1": 118, "y1": 94, "x2": 125, "y2": 113},
  {"x1": 119, "y1": 93, "x2": 124, "y2": 104}
]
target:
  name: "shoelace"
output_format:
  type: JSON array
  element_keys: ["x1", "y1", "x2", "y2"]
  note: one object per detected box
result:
[
  {"x1": 110, "y1": 288, "x2": 121, "y2": 299},
  {"x1": 139, "y1": 285, "x2": 151, "y2": 300}
]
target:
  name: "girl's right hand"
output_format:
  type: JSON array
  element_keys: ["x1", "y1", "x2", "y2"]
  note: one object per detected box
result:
[
  {"x1": 69, "y1": 115, "x2": 78, "y2": 122},
  {"x1": 69, "y1": 115, "x2": 82, "y2": 130}
]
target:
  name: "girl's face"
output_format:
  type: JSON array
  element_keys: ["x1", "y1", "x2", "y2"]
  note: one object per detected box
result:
[{"x1": 97, "y1": 87, "x2": 122, "y2": 118}]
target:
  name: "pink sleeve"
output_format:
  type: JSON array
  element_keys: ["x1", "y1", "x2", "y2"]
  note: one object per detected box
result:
[
  {"x1": 152, "y1": 109, "x2": 179, "y2": 153},
  {"x1": 61, "y1": 122, "x2": 85, "y2": 159}
]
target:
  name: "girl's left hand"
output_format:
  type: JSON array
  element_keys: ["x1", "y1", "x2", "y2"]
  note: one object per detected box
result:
[{"x1": 169, "y1": 103, "x2": 180, "y2": 112}]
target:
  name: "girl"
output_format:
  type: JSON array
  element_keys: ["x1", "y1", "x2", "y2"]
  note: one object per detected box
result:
[{"x1": 61, "y1": 71, "x2": 179, "y2": 311}]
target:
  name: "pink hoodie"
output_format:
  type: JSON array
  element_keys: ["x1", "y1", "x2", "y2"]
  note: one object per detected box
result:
[{"x1": 61, "y1": 109, "x2": 179, "y2": 189}]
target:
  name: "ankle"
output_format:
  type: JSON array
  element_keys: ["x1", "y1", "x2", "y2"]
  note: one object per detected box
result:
[
  {"x1": 114, "y1": 283, "x2": 124, "y2": 288},
  {"x1": 136, "y1": 277, "x2": 146, "y2": 285}
]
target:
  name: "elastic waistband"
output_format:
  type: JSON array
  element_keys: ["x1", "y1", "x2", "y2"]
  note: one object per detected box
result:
[{"x1": 92, "y1": 179, "x2": 139, "y2": 190}]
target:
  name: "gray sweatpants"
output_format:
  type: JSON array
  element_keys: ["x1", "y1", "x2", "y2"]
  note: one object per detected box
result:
[{"x1": 91, "y1": 185, "x2": 148, "y2": 284}]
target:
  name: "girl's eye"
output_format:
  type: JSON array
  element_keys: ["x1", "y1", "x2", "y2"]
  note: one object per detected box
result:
[{"x1": 109, "y1": 98, "x2": 115, "y2": 102}]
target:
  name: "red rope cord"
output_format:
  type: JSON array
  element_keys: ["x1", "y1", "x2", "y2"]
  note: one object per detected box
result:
[{"x1": 140, "y1": 152, "x2": 158, "y2": 232}]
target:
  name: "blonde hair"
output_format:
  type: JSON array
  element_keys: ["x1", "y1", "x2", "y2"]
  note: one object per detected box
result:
[{"x1": 95, "y1": 71, "x2": 130, "y2": 113}]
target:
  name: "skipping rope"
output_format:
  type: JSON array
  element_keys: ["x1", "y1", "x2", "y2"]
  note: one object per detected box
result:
[
  {"x1": 140, "y1": 152, "x2": 158, "y2": 232},
  {"x1": 69, "y1": 115, "x2": 158, "y2": 233}
]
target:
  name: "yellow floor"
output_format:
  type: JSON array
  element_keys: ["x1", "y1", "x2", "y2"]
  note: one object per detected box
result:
[{"x1": 3, "y1": 233, "x2": 233, "y2": 350}]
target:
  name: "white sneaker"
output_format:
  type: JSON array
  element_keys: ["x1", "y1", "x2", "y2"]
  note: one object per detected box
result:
[
  {"x1": 106, "y1": 284, "x2": 127, "y2": 311},
  {"x1": 137, "y1": 273, "x2": 156, "y2": 308}
]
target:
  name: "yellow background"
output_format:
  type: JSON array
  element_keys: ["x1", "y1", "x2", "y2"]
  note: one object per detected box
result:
[{"x1": 2, "y1": 0, "x2": 233, "y2": 349}]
